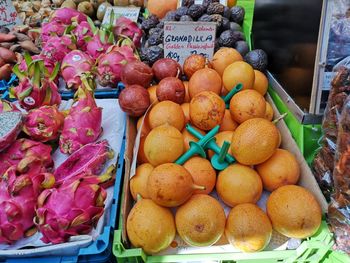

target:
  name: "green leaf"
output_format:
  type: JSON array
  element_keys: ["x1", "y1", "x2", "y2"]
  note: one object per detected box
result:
[
  {"x1": 23, "y1": 52, "x2": 32, "y2": 68},
  {"x1": 33, "y1": 62, "x2": 41, "y2": 88},
  {"x1": 49, "y1": 63, "x2": 60, "y2": 82},
  {"x1": 12, "y1": 64, "x2": 25, "y2": 81},
  {"x1": 87, "y1": 16, "x2": 96, "y2": 32}
]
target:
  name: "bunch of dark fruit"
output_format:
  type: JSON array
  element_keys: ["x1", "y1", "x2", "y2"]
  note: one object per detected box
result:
[{"x1": 140, "y1": 2, "x2": 249, "y2": 64}]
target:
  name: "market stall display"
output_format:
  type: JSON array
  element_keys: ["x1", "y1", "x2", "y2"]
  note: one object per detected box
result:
[{"x1": 0, "y1": 0, "x2": 349, "y2": 262}]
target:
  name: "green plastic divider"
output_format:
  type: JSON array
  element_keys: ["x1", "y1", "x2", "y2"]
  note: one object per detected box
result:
[
  {"x1": 113, "y1": 221, "x2": 350, "y2": 263},
  {"x1": 268, "y1": 88, "x2": 322, "y2": 165}
]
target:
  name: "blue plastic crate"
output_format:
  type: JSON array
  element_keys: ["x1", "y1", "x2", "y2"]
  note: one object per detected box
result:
[
  {"x1": 0, "y1": 74, "x2": 18, "y2": 100},
  {"x1": 2, "y1": 134, "x2": 126, "y2": 263},
  {"x1": 60, "y1": 83, "x2": 126, "y2": 100}
]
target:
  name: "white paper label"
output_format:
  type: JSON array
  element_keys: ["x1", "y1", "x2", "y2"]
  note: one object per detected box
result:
[
  {"x1": 164, "y1": 22, "x2": 216, "y2": 66},
  {"x1": 102, "y1": 6, "x2": 140, "y2": 24},
  {"x1": 323, "y1": 71, "x2": 336, "y2": 91},
  {"x1": 0, "y1": 0, "x2": 22, "y2": 29}
]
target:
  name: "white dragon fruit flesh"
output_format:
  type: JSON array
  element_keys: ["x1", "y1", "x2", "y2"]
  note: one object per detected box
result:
[
  {"x1": 59, "y1": 88, "x2": 102, "y2": 155},
  {"x1": 61, "y1": 50, "x2": 94, "y2": 89},
  {"x1": 23, "y1": 106, "x2": 65, "y2": 143},
  {"x1": 0, "y1": 166, "x2": 55, "y2": 244},
  {"x1": 0, "y1": 112, "x2": 23, "y2": 152},
  {"x1": 97, "y1": 46, "x2": 138, "y2": 87},
  {"x1": 35, "y1": 169, "x2": 114, "y2": 244},
  {"x1": 54, "y1": 140, "x2": 113, "y2": 185}
]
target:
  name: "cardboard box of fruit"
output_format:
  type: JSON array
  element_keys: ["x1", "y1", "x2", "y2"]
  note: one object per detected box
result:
[{"x1": 117, "y1": 93, "x2": 328, "y2": 256}]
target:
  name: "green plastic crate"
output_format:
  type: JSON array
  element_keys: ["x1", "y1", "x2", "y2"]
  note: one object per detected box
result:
[
  {"x1": 268, "y1": 88, "x2": 322, "y2": 166},
  {"x1": 112, "y1": 221, "x2": 349, "y2": 263}
]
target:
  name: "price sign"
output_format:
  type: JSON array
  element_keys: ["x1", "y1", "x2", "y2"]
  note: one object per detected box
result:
[
  {"x1": 164, "y1": 21, "x2": 216, "y2": 66},
  {"x1": 102, "y1": 6, "x2": 140, "y2": 24},
  {"x1": 0, "y1": 0, "x2": 22, "y2": 29},
  {"x1": 177, "y1": 0, "x2": 227, "y2": 7}
]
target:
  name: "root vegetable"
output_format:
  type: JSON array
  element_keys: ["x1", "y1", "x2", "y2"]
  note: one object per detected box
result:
[
  {"x1": 19, "y1": 40, "x2": 40, "y2": 54},
  {"x1": 0, "y1": 42, "x2": 14, "y2": 49},
  {"x1": 9, "y1": 44, "x2": 21, "y2": 52},
  {"x1": 12, "y1": 32, "x2": 31, "y2": 42},
  {"x1": 78, "y1": 2, "x2": 95, "y2": 17},
  {"x1": 52, "y1": 0, "x2": 65, "y2": 6},
  {"x1": 0, "y1": 47, "x2": 16, "y2": 63},
  {"x1": 0, "y1": 64, "x2": 12, "y2": 81},
  {"x1": 0, "y1": 33, "x2": 16, "y2": 43}
]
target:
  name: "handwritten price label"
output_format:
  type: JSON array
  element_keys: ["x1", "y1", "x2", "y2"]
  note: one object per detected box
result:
[
  {"x1": 0, "y1": 0, "x2": 22, "y2": 29},
  {"x1": 102, "y1": 6, "x2": 140, "y2": 24},
  {"x1": 164, "y1": 22, "x2": 216, "y2": 65}
]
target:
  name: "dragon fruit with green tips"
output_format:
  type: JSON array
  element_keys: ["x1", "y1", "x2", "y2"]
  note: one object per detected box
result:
[
  {"x1": 50, "y1": 8, "x2": 87, "y2": 25},
  {"x1": 86, "y1": 29, "x2": 114, "y2": 60},
  {"x1": 71, "y1": 21, "x2": 93, "y2": 52},
  {"x1": 41, "y1": 36, "x2": 76, "y2": 64},
  {"x1": 59, "y1": 88, "x2": 102, "y2": 155},
  {"x1": 113, "y1": 17, "x2": 142, "y2": 48},
  {"x1": 97, "y1": 46, "x2": 138, "y2": 87},
  {"x1": 18, "y1": 55, "x2": 55, "y2": 75},
  {"x1": 11, "y1": 57, "x2": 61, "y2": 110},
  {"x1": 23, "y1": 106, "x2": 65, "y2": 143},
  {"x1": 35, "y1": 167, "x2": 115, "y2": 244},
  {"x1": 41, "y1": 21, "x2": 66, "y2": 44},
  {"x1": 61, "y1": 50, "x2": 94, "y2": 89},
  {"x1": 54, "y1": 140, "x2": 113, "y2": 185},
  {"x1": 0, "y1": 166, "x2": 55, "y2": 244},
  {"x1": 0, "y1": 138, "x2": 53, "y2": 176}
]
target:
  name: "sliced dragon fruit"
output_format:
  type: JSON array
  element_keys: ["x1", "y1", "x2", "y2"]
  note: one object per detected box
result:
[
  {"x1": 0, "y1": 112, "x2": 23, "y2": 152},
  {"x1": 54, "y1": 140, "x2": 114, "y2": 185}
]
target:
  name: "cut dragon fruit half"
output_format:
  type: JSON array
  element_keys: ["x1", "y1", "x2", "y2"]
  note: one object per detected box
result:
[
  {"x1": 0, "y1": 112, "x2": 23, "y2": 152},
  {"x1": 54, "y1": 140, "x2": 114, "y2": 185}
]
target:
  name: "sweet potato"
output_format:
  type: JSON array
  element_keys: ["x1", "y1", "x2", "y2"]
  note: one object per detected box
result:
[
  {"x1": 0, "y1": 64, "x2": 12, "y2": 81},
  {"x1": 0, "y1": 57, "x2": 5, "y2": 67},
  {"x1": 0, "y1": 47, "x2": 16, "y2": 63},
  {"x1": 12, "y1": 32, "x2": 30, "y2": 42},
  {"x1": 0, "y1": 33, "x2": 16, "y2": 43},
  {"x1": 19, "y1": 40, "x2": 40, "y2": 54},
  {"x1": 0, "y1": 42, "x2": 14, "y2": 49}
]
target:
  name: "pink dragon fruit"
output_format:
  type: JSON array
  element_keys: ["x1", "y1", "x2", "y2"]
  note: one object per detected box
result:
[
  {"x1": 97, "y1": 46, "x2": 138, "y2": 87},
  {"x1": 0, "y1": 112, "x2": 23, "y2": 152},
  {"x1": 71, "y1": 21, "x2": 93, "y2": 52},
  {"x1": 18, "y1": 55, "x2": 54, "y2": 73},
  {"x1": 35, "y1": 168, "x2": 114, "y2": 244},
  {"x1": 23, "y1": 106, "x2": 65, "y2": 143},
  {"x1": 59, "y1": 88, "x2": 102, "y2": 155},
  {"x1": 41, "y1": 36, "x2": 76, "y2": 64},
  {"x1": 86, "y1": 29, "x2": 114, "y2": 60},
  {"x1": 0, "y1": 138, "x2": 54, "y2": 176},
  {"x1": 0, "y1": 100, "x2": 19, "y2": 113},
  {"x1": 11, "y1": 58, "x2": 61, "y2": 110},
  {"x1": 41, "y1": 21, "x2": 66, "y2": 44},
  {"x1": 0, "y1": 166, "x2": 55, "y2": 244},
  {"x1": 113, "y1": 17, "x2": 142, "y2": 48},
  {"x1": 54, "y1": 140, "x2": 113, "y2": 184},
  {"x1": 61, "y1": 50, "x2": 94, "y2": 89},
  {"x1": 50, "y1": 8, "x2": 87, "y2": 25}
]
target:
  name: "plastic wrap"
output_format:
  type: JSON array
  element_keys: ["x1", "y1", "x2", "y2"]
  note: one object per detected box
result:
[
  {"x1": 328, "y1": 94, "x2": 350, "y2": 254},
  {"x1": 313, "y1": 67, "x2": 350, "y2": 200}
]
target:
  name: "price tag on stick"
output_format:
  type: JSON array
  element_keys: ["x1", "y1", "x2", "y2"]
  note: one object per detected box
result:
[
  {"x1": 102, "y1": 6, "x2": 140, "y2": 24},
  {"x1": 164, "y1": 21, "x2": 216, "y2": 66},
  {"x1": 0, "y1": 0, "x2": 22, "y2": 29}
]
